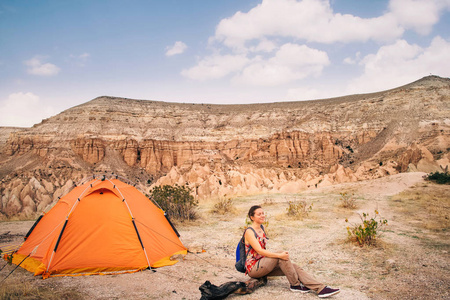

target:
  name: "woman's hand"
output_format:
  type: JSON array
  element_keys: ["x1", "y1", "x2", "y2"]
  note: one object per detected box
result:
[
  {"x1": 245, "y1": 229, "x2": 291, "y2": 260},
  {"x1": 278, "y1": 251, "x2": 289, "y2": 260}
]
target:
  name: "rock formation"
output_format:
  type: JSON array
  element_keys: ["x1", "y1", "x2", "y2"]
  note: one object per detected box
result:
[{"x1": 0, "y1": 75, "x2": 449, "y2": 218}]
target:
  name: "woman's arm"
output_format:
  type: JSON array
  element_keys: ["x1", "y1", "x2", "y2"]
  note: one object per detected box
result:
[{"x1": 245, "y1": 230, "x2": 289, "y2": 260}]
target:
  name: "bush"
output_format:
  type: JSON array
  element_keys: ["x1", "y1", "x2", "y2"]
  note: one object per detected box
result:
[
  {"x1": 339, "y1": 192, "x2": 356, "y2": 209},
  {"x1": 263, "y1": 197, "x2": 275, "y2": 205},
  {"x1": 148, "y1": 184, "x2": 198, "y2": 221},
  {"x1": 211, "y1": 197, "x2": 235, "y2": 214},
  {"x1": 286, "y1": 200, "x2": 313, "y2": 220},
  {"x1": 345, "y1": 210, "x2": 388, "y2": 246},
  {"x1": 5, "y1": 253, "x2": 13, "y2": 265},
  {"x1": 425, "y1": 171, "x2": 450, "y2": 184}
]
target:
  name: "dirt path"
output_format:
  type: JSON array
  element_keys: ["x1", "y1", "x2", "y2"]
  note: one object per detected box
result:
[{"x1": 1, "y1": 172, "x2": 448, "y2": 299}]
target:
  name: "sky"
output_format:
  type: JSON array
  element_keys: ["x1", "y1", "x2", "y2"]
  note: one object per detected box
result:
[{"x1": 1, "y1": 0, "x2": 450, "y2": 127}]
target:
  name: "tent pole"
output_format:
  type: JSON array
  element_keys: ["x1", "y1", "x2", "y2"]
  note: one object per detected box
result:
[
  {"x1": 46, "y1": 217, "x2": 69, "y2": 273},
  {"x1": 107, "y1": 178, "x2": 152, "y2": 269},
  {"x1": 24, "y1": 215, "x2": 43, "y2": 240},
  {"x1": 44, "y1": 179, "x2": 94, "y2": 273}
]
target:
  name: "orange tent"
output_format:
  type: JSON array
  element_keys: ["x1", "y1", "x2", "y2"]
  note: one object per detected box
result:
[{"x1": 9, "y1": 176, "x2": 187, "y2": 279}]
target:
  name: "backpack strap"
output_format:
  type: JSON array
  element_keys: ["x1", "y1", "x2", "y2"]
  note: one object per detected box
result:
[
  {"x1": 246, "y1": 227, "x2": 258, "y2": 240},
  {"x1": 243, "y1": 226, "x2": 263, "y2": 256},
  {"x1": 246, "y1": 225, "x2": 267, "y2": 241},
  {"x1": 242, "y1": 227, "x2": 256, "y2": 259},
  {"x1": 260, "y1": 224, "x2": 268, "y2": 239}
]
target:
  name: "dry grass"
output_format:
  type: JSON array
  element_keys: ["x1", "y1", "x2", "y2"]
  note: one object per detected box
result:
[
  {"x1": 210, "y1": 197, "x2": 238, "y2": 215},
  {"x1": 285, "y1": 200, "x2": 313, "y2": 220},
  {"x1": 390, "y1": 182, "x2": 450, "y2": 232},
  {"x1": 339, "y1": 192, "x2": 357, "y2": 209},
  {"x1": 0, "y1": 273, "x2": 84, "y2": 300},
  {"x1": 262, "y1": 197, "x2": 276, "y2": 206},
  {"x1": 0, "y1": 215, "x2": 38, "y2": 222}
]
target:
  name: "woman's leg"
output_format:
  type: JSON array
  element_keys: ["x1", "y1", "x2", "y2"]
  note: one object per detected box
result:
[
  {"x1": 252, "y1": 259, "x2": 326, "y2": 293},
  {"x1": 292, "y1": 263, "x2": 326, "y2": 293},
  {"x1": 248, "y1": 257, "x2": 301, "y2": 287},
  {"x1": 248, "y1": 257, "x2": 327, "y2": 293}
]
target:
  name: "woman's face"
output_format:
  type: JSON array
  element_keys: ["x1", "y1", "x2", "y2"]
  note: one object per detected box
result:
[{"x1": 251, "y1": 208, "x2": 265, "y2": 224}]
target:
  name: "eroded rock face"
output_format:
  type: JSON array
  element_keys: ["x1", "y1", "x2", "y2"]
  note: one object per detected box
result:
[
  {"x1": 71, "y1": 138, "x2": 105, "y2": 164},
  {"x1": 0, "y1": 76, "x2": 449, "y2": 217}
]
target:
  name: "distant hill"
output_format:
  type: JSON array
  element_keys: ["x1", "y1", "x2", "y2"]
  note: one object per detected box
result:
[{"x1": 1, "y1": 75, "x2": 449, "y2": 218}]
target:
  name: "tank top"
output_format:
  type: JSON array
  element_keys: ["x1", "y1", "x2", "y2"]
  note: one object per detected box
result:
[{"x1": 244, "y1": 230, "x2": 267, "y2": 274}]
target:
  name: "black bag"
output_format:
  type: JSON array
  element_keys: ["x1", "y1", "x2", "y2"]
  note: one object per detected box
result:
[{"x1": 235, "y1": 225, "x2": 266, "y2": 273}]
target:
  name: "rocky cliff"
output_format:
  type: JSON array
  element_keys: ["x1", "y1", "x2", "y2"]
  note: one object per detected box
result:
[{"x1": 1, "y1": 75, "x2": 449, "y2": 218}]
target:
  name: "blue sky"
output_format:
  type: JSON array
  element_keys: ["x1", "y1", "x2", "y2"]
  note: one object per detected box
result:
[{"x1": 1, "y1": 0, "x2": 449, "y2": 127}]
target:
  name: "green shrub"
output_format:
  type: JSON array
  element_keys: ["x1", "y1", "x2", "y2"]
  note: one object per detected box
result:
[
  {"x1": 211, "y1": 197, "x2": 235, "y2": 214},
  {"x1": 148, "y1": 184, "x2": 198, "y2": 221},
  {"x1": 6, "y1": 253, "x2": 13, "y2": 264},
  {"x1": 286, "y1": 200, "x2": 313, "y2": 220},
  {"x1": 339, "y1": 192, "x2": 356, "y2": 209},
  {"x1": 425, "y1": 171, "x2": 450, "y2": 184},
  {"x1": 345, "y1": 210, "x2": 388, "y2": 246}
]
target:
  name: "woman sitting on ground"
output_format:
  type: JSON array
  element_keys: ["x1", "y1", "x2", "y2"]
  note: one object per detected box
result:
[{"x1": 244, "y1": 205, "x2": 340, "y2": 298}]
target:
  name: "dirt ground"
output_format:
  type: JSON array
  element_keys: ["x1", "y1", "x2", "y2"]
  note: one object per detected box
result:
[{"x1": 0, "y1": 172, "x2": 449, "y2": 300}]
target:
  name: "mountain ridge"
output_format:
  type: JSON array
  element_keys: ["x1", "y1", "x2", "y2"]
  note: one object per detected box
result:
[{"x1": 0, "y1": 75, "x2": 449, "y2": 218}]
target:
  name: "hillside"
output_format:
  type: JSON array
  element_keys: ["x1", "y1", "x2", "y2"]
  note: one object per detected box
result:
[{"x1": 0, "y1": 75, "x2": 449, "y2": 218}]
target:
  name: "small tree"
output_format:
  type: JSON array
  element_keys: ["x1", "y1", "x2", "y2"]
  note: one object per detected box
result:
[{"x1": 148, "y1": 184, "x2": 198, "y2": 221}]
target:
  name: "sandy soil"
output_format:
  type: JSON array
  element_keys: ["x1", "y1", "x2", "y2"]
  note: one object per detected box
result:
[{"x1": 1, "y1": 172, "x2": 449, "y2": 299}]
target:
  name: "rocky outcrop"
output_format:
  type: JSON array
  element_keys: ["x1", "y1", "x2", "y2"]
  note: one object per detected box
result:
[
  {"x1": 0, "y1": 174, "x2": 78, "y2": 218},
  {"x1": 0, "y1": 76, "x2": 449, "y2": 217},
  {"x1": 112, "y1": 131, "x2": 357, "y2": 172},
  {"x1": 71, "y1": 138, "x2": 105, "y2": 164}
]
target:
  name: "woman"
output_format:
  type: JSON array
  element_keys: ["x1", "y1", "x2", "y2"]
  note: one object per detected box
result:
[{"x1": 244, "y1": 205, "x2": 340, "y2": 298}]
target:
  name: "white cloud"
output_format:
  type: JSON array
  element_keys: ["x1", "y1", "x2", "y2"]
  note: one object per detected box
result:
[
  {"x1": 347, "y1": 36, "x2": 450, "y2": 93},
  {"x1": 285, "y1": 84, "x2": 348, "y2": 101},
  {"x1": 212, "y1": 0, "x2": 450, "y2": 51},
  {"x1": 165, "y1": 41, "x2": 188, "y2": 56},
  {"x1": 24, "y1": 56, "x2": 60, "y2": 76},
  {"x1": 343, "y1": 52, "x2": 361, "y2": 65},
  {"x1": 285, "y1": 86, "x2": 324, "y2": 101},
  {"x1": 69, "y1": 52, "x2": 91, "y2": 66},
  {"x1": 181, "y1": 54, "x2": 250, "y2": 80},
  {"x1": 232, "y1": 43, "x2": 329, "y2": 86},
  {"x1": 0, "y1": 92, "x2": 56, "y2": 127},
  {"x1": 79, "y1": 52, "x2": 90, "y2": 59},
  {"x1": 248, "y1": 38, "x2": 277, "y2": 53},
  {"x1": 389, "y1": 0, "x2": 450, "y2": 35},
  {"x1": 214, "y1": 0, "x2": 405, "y2": 50},
  {"x1": 182, "y1": 0, "x2": 450, "y2": 93}
]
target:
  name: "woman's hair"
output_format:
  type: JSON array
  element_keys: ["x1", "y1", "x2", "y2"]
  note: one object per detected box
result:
[{"x1": 248, "y1": 205, "x2": 262, "y2": 221}]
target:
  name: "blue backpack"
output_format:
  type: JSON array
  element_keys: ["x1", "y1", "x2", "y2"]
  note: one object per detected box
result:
[{"x1": 235, "y1": 225, "x2": 266, "y2": 273}]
